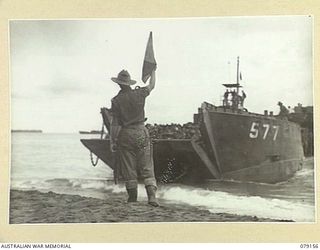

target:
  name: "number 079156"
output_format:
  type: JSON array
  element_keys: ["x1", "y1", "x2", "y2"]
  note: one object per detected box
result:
[{"x1": 300, "y1": 244, "x2": 319, "y2": 248}]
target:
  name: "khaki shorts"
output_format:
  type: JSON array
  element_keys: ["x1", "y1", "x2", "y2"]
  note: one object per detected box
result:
[{"x1": 118, "y1": 126, "x2": 157, "y2": 189}]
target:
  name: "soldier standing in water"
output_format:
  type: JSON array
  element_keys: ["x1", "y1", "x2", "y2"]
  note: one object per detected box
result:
[
  {"x1": 110, "y1": 32, "x2": 159, "y2": 207},
  {"x1": 110, "y1": 69, "x2": 159, "y2": 207}
]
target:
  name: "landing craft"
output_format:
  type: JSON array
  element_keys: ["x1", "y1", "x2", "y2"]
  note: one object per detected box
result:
[{"x1": 81, "y1": 57, "x2": 304, "y2": 184}]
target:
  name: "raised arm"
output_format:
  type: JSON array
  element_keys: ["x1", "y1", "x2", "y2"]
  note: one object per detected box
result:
[{"x1": 146, "y1": 70, "x2": 156, "y2": 93}]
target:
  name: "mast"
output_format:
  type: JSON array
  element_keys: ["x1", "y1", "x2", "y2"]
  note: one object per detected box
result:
[
  {"x1": 236, "y1": 56, "x2": 240, "y2": 95},
  {"x1": 222, "y1": 56, "x2": 243, "y2": 109}
]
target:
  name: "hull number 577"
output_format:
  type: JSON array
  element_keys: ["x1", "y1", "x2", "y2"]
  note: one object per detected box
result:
[{"x1": 249, "y1": 122, "x2": 279, "y2": 140}]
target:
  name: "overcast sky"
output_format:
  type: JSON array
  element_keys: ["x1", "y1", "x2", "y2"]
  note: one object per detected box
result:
[{"x1": 10, "y1": 16, "x2": 313, "y2": 133}]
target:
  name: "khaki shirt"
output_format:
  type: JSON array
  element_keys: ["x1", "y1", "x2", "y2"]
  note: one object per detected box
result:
[{"x1": 111, "y1": 87, "x2": 150, "y2": 127}]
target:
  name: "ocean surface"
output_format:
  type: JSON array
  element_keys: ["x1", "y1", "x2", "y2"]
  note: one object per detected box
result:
[{"x1": 10, "y1": 133, "x2": 316, "y2": 222}]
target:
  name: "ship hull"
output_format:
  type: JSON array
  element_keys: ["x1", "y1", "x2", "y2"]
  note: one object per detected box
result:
[
  {"x1": 81, "y1": 104, "x2": 305, "y2": 184},
  {"x1": 221, "y1": 158, "x2": 302, "y2": 183},
  {"x1": 200, "y1": 105, "x2": 304, "y2": 183},
  {"x1": 81, "y1": 138, "x2": 210, "y2": 183}
]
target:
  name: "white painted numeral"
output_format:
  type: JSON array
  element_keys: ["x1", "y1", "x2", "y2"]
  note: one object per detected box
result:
[
  {"x1": 273, "y1": 125, "x2": 279, "y2": 141},
  {"x1": 249, "y1": 122, "x2": 259, "y2": 138},
  {"x1": 262, "y1": 124, "x2": 270, "y2": 140},
  {"x1": 249, "y1": 122, "x2": 280, "y2": 141}
]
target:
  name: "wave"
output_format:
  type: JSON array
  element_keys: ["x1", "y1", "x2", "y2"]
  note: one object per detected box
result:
[
  {"x1": 158, "y1": 185, "x2": 315, "y2": 222},
  {"x1": 11, "y1": 177, "x2": 315, "y2": 222},
  {"x1": 11, "y1": 177, "x2": 116, "y2": 191}
]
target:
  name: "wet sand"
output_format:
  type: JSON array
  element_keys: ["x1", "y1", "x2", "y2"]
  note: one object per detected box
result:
[{"x1": 9, "y1": 189, "x2": 293, "y2": 223}]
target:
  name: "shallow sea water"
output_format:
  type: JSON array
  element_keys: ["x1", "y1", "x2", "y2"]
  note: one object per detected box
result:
[{"x1": 10, "y1": 133, "x2": 316, "y2": 222}]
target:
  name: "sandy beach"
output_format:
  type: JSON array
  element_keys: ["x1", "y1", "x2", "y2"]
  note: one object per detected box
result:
[{"x1": 9, "y1": 189, "x2": 293, "y2": 223}]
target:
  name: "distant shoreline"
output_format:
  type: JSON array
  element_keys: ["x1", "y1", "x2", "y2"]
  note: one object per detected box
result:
[
  {"x1": 11, "y1": 131, "x2": 98, "y2": 134},
  {"x1": 79, "y1": 130, "x2": 102, "y2": 134},
  {"x1": 11, "y1": 130, "x2": 43, "y2": 133}
]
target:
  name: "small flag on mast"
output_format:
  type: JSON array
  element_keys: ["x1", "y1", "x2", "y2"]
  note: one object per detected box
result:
[
  {"x1": 240, "y1": 72, "x2": 242, "y2": 81},
  {"x1": 142, "y1": 32, "x2": 157, "y2": 83}
]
